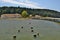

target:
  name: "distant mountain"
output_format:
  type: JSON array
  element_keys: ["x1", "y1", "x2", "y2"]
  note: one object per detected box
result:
[{"x1": 0, "y1": 6, "x2": 60, "y2": 18}]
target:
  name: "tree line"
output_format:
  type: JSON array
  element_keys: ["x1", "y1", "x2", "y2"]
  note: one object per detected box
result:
[{"x1": 0, "y1": 6, "x2": 60, "y2": 18}]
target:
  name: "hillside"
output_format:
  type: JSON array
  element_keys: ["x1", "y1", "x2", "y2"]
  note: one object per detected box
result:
[{"x1": 0, "y1": 6, "x2": 60, "y2": 18}]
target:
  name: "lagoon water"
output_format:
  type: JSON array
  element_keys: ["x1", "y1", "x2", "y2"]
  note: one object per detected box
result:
[{"x1": 0, "y1": 19, "x2": 60, "y2": 40}]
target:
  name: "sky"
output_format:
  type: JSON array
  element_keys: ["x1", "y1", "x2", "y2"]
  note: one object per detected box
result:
[{"x1": 0, "y1": 0, "x2": 60, "y2": 12}]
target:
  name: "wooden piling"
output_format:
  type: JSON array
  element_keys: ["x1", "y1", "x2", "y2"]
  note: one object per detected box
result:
[
  {"x1": 18, "y1": 30, "x2": 20, "y2": 32},
  {"x1": 33, "y1": 34, "x2": 37, "y2": 38},
  {"x1": 13, "y1": 35, "x2": 16, "y2": 40},
  {"x1": 31, "y1": 27, "x2": 33, "y2": 29},
  {"x1": 21, "y1": 26, "x2": 23, "y2": 29},
  {"x1": 37, "y1": 33, "x2": 39, "y2": 36},
  {"x1": 31, "y1": 30, "x2": 34, "y2": 32}
]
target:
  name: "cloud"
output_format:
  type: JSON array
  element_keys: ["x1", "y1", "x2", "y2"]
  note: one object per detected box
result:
[{"x1": 1, "y1": 0, "x2": 44, "y2": 9}]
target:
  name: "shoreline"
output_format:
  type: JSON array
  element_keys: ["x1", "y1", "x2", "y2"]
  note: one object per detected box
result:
[
  {"x1": 0, "y1": 18, "x2": 60, "y2": 24},
  {"x1": 0, "y1": 18, "x2": 32, "y2": 20}
]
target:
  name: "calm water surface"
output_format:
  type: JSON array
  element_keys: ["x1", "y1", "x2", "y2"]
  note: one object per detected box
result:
[{"x1": 0, "y1": 19, "x2": 60, "y2": 40}]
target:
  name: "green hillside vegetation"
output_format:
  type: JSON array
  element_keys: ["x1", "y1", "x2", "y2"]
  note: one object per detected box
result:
[
  {"x1": 21, "y1": 10, "x2": 29, "y2": 18},
  {"x1": 0, "y1": 6, "x2": 60, "y2": 18}
]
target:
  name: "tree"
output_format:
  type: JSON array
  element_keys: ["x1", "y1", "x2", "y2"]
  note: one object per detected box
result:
[{"x1": 21, "y1": 10, "x2": 28, "y2": 18}]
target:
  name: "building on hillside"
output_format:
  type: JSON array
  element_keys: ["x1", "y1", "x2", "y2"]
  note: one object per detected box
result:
[
  {"x1": 31, "y1": 15, "x2": 41, "y2": 19},
  {"x1": 35, "y1": 15, "x2": 41, "y2": 18},
  {"x1": 1, "y1": 14, "x2": 22, "y2": 19},
  {"x1": 29, "y1": 15, "x2": 32, "y2": 18}
]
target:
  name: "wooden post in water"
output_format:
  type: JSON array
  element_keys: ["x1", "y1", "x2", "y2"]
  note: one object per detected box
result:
[
  {"x1": 33, "y1": 34, "x2": 40, "y2": 40},
  {"x1": 31, "y1": 30, "x2": 34, "y2": 32},
  {"x1": 37, "y1": 33, "x2": 39, "y2": 36},
  {"x1": 33, "y1": 34, "x2": 37, "y2": 38},
  {"x1": 13, "y1": 35, "x2": 16, "y2": 40},
  {"x1": 21, "y1": 26, "x2": 23, "y2": 29},
  {"x1": 31, "y1": 27, "x2": 33, "y2": 29},
  {"x1": 18, "y1": 30, "x2": 20, "y2": 32}
]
